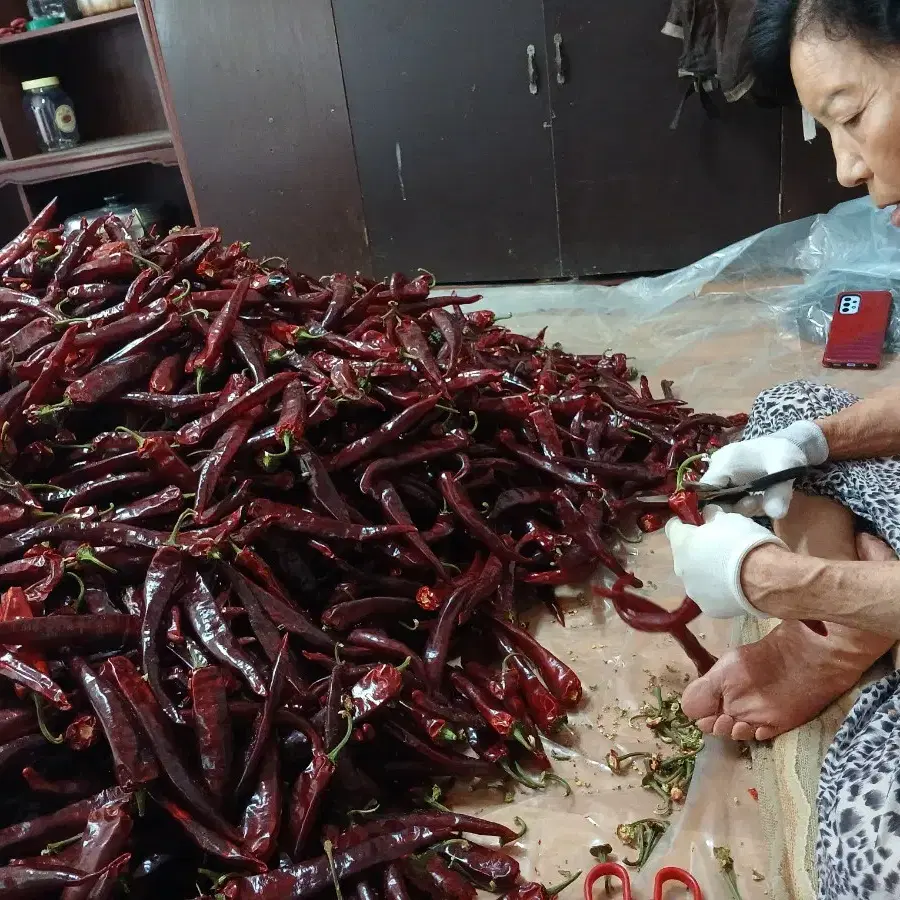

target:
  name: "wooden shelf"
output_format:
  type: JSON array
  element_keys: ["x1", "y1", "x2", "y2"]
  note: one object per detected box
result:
[
  {"x1": 0, "y1": 130, "x2": 176, "y2": 186},
  {"x1": 0, "y1": 8, "x2": 138, "y2": 47}
]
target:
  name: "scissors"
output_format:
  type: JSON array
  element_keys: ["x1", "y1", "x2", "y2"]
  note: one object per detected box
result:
[
  {"x1": 584, "y1": 861, "x2": 702, "y2": 900},
  {"x1": 638, "y1": 464, "x2": 812, "y2": 507}
]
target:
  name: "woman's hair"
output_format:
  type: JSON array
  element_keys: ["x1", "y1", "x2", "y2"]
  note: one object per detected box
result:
[{"x1": 749, "y1": 0, "x2": 900, "y2": 103}]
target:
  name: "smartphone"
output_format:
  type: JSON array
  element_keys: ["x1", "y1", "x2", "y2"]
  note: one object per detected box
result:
[{"x1": 822, "y1": 291, "x2": 892, "y2": 369}]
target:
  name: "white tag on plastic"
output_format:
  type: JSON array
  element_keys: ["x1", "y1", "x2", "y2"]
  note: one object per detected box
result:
[{"x1": 802, "y1": 108, "x2": 817, "y2": 142}]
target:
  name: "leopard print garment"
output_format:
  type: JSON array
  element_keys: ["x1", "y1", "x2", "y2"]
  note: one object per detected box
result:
[{"x1": 745, "y1": 380, "x2": 900, "y2": 899}]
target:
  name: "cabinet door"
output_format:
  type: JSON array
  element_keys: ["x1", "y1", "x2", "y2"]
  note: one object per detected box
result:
[
  {"x1": 148, "y1": 0, "x2": 370, "y2": 275},
  {"x1": 333, "y1": 0, "x2": 560, "y2": 283},
  {"x1": 545, "y1": 0, "x2": 783, "y2": 276}
]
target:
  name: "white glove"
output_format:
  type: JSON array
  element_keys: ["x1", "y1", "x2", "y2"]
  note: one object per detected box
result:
[
  {"x1": 700, "y1": 421, "x2": 828, "y2": 519},
  {"x1": 665, "y1": 505, "x2": 788, "y2": 618}
]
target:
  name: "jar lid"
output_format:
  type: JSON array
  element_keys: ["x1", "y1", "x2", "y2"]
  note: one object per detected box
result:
[{"x1": 21, "y1": 77, "x2": 60, "y2": 91}]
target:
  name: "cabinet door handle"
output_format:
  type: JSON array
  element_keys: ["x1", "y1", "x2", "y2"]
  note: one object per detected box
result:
[
  {"x1": 527, "y1": 43, "x2": 538, "y2": 95},
  {"x1": 554, "y1": 33, "x2": 566, "y2": 85}
]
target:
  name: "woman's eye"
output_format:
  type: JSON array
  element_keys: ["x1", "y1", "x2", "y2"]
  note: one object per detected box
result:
[{"x1": 844, "y1": 111, "x2": 863, "y2": 127}]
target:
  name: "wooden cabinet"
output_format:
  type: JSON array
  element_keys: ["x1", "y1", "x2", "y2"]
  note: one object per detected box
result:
[
  {"x1": 145, "y1": 1, "x2": 852, "y2": 282},
  {"x1": 332, "y1": 0, "x2": 560, "y2": 283},
  {"x1": 148, "y1": 0, "x2": 369, "y2": 276},
  {"x1": 334, "y1": 0, "x2": 784, "y2": 281},
  {"x1": 0, "y1": 2, "x2": 194, "y2": 244}
]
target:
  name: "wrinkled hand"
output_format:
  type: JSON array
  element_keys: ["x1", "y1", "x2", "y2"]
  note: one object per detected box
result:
[
  {"x1": 665, "y1": 505, "x2": 788, "y2": 618},
  {"x1": 700, "y1": 420, "x2": 828, "y2": 519}
]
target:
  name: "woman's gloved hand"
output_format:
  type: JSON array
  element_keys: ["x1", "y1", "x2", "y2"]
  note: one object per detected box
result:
[
  {"x1": 699, "y1": 421, "x2": 828, "y2": 519},
  {"x1": 665, "y1": 505, "x2": 788, "y2": 618}
]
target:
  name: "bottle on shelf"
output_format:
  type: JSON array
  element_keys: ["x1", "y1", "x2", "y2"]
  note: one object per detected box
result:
[
  {"x1": 22, "y1": 76, "x2": 81, "y2": 153},
  {"x1": 26, "y1": 0, "x2": 80, "y2": 26}
]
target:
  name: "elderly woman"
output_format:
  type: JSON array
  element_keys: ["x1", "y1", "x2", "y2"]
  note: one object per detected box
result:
[{"x1": 668, "y1": 0, "x2": 900, "y2": 895}]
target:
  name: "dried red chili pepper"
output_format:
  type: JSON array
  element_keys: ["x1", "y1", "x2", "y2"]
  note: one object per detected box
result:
[
  {"x1": 490, "y1": 616, "x2": 582, "y2": 707},
  {"x1": 183, "y1": 570, "x2": 267, "y2": 696},
  {"x1": 240, "y1": 740, "x2": 281, "y2": 863},
  {"x1": 190, "y1": 665, "x2": 233, "y2": 805},
  {"x1": 141, "y1": 545, "x2": 184, "y2": 723},
  {"x1": 349, "y1": 662, "x2": 406, "y2": 720},
  {"x1": 449, "y1": 671, "x2": 529, "y2": 745},
  {"x1": 0, "y1": 853, "x2": 131, "y2": 899},
  {"x1": 101, "y1": 655, "x2": 238, "y2": 840},
  {"x1": 69, "y1": 656, "x2": 158, "y2": 787},
  {"x1": 186, "y1": 277, "x2": 250, "y2": 389},
  {"x1": 286, "y1": 712, "x2": 353, "y2": 858},
  {"x1": 494, "y1": 633, "x2": 566, "y2": 733},
  {"x1": 0, "y1": 199, "x2": 57, "y2": 272}
]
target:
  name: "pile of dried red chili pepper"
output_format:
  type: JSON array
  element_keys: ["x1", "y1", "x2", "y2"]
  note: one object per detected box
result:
[{"x1": 0, "y1": 200, "x2": 746, "y2": 899}]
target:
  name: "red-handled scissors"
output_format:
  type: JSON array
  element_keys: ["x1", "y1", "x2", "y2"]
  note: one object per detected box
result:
[{"x1": 584, "y1": 862, "x2": 702, "y2": 900}]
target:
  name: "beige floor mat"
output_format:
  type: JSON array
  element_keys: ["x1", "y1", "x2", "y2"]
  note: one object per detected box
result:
[{"x1": 450, "y1": 284, "x2": 900, "y2": 900}]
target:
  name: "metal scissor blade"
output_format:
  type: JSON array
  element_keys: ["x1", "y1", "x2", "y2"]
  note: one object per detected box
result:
[{"x1": 637, "y1": 465, "x2": 813, "y2": 507}]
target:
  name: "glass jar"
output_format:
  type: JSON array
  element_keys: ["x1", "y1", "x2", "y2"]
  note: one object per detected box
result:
[
  {"x1": 22, "y1": 77, "x2": 80, "y2": 153},
  {"x1": 26, "y1": 0, "x2": 78, "y2": 21}
]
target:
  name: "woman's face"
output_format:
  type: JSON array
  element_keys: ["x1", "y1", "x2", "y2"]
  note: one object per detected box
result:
[{"x1": 792, "y1": 30, "x2": 900, "y2": 223}]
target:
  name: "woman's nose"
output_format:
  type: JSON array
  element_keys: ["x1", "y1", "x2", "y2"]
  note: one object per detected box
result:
[{"x1": 832, "y1": 136, "x2": 871, "y2": 189}]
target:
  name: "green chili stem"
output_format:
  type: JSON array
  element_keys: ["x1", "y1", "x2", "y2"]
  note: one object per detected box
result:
[
  {"x1": 545, "y1": 870, "x2": 582, "y2": 897},
  {"x1": 75, "y1": 545, "x2": 116, "y2": 574},
  {"x1": 323, "y1": 840, "x2": 343, "y2": 900},
  {"x1": 116, "y1": 425, "x2": 145, "y2": 448},
  {"x1": 32, "y1": 695, "x2": 63, "y2": 745},
  {"x1": 675, "y1": 453, "x2": 707, "y2": 491},
  {"x1": 327, "y1": 712, "x2": 354, "y2": 762},
  {"x1": 263, "y1": 433, "x2": 293, "y2": 462},
  {"x1": 42, "y1": 833, "x2": 81, "y2": 855},
  {"x1": 67, "y1": 571, "x2": 85, "y2": 611},
  {"x1": 125, "y1": 250, "x2": 162, "y2": 274},
  {"x1": 167, "y1": 508, "x2": 195, "y2": 545}
]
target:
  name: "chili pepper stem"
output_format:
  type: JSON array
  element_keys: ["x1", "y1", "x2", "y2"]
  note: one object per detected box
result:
[
  {"x1": 167, "y1": 507, "x2": 195, "y2": 544},
  {"x1": 75, "y1": 544, "x2": 117, "y2": 573},
  {"x1": 323, "y1": 839, "x2": 343, "y2": 900},
  {"x1": 675, "y1": 453, "x2": 707, "y2": 491},
  {"x1": 346, "y1": 800, "x2": 380, "y2": 822},
  {"x1": 67, "y1": 571, "x2": 85, "y2": 610},
  {"x1": 125, "y1": 250, "x2": 163, "y2": 274},
  {"x1": 328, "y1": 711, "x2": 354, "y2": 761},
  {"x1": 33, "y1": 694, "x2": 64, "y2": 744},
  {"x1": 511, "y1": 726, "x2": 535, "y2": 753},
  {"x1": 512, "y1": 760, "x2": 571, "y2": 796},
  {"x1": 42, "y1": 833, "x2": 82, "y2": 855},
  {"x1": 545, "y1": 870, "x2": 582, "y2": 897},
  {"x1": 198, "y1": 869, "x2": 242, "y2": 890},
  {"x1": 33, "y1": 397, "x2": 72, "y2": 419},
  {"x1": 180, "y1": 307, "x2": 210, "y2": 320},
  {"x1": 424, "y1": 785, "x2": 452, "y2": 812},
  {"x1": 115, "y1": 425, "x2": 146, "y2": 447},
  {"x1": 507, "y1": 816, "x2": 528, "y2": 842},
  {"x1": 262, "y1": 433, "x2": 293, "y2": 466}
]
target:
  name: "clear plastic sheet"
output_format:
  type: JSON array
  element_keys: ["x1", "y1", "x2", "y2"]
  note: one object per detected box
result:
[{"x1": 444, "y1": 197, "x2": 898, "y2": 900}]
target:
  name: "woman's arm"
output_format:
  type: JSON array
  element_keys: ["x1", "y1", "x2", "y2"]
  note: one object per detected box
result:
[
  {"x1": 818, "y1": 384, "x2": 900, "y2": 460},
  {"x1": 743, "y1": 543, "x2": 900, "y2": 637}
]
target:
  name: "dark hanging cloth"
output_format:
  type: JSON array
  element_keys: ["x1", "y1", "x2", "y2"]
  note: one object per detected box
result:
[{"x1": 663, "y1": 0, "x2": 758, "y2": 114}]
